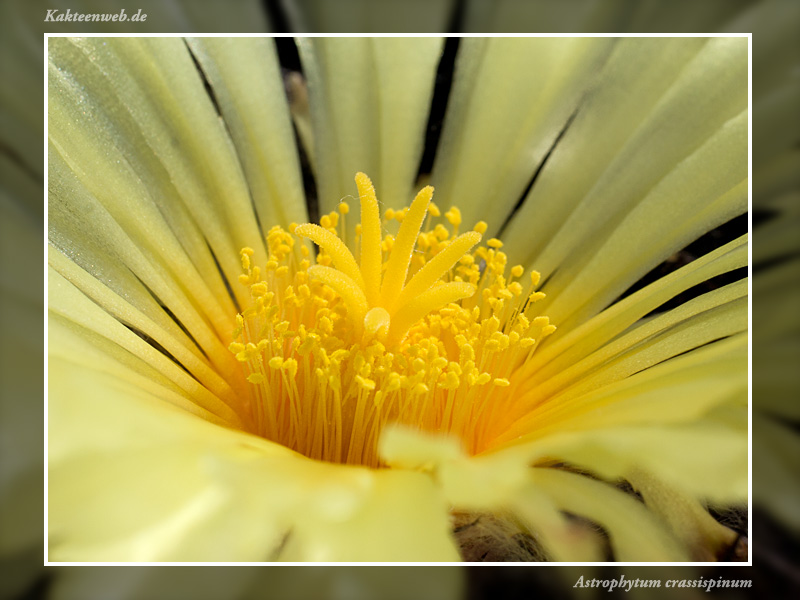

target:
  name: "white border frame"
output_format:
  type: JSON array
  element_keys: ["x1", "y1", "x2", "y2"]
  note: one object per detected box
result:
[{"x1": 44, "y1": 31, "x2": 753, "y2": 568}]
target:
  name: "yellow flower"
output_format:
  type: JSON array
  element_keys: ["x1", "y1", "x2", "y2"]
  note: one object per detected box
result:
[{"x1": 47, "y1": 36, "x2": 748, "y2": 562}]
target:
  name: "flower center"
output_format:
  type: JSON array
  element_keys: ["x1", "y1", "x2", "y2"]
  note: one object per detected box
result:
[{"x1": 229, "y1": 173, "x2": 554, "y2": 467}]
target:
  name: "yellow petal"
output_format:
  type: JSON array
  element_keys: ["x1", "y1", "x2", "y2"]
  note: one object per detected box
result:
[
  {"x1": 185, "y1": 38, "x2": 309, "y2": 229},
  {"x1": 297, "y1": 37, "x2": 443, "y2": 241},
  {"x1": 531, "y1": 468, "x2": 688, "y2": 561},
  {"x1": 431, "y1": 37, "x2": 614, "y2": 233}
]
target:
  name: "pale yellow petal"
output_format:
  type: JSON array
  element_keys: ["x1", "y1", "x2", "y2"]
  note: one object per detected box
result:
[
  {"x1": 49, "y1": 360, "x2": 293, "y2": 562},
  {"x1": 297, "y1": 37, "x2": 443, "y2": 238},
  {"x1": 511, "y1": 483, "x2": 604, "y2": 562},
  {"x1": 501, "y1": 334, "x2": 747, "y2": 441},
  {"x1": 49, "y1": 246, "x2": 240, "y2": 406},
  {"x1": 185, "y1": 38, "x2": 309, "y2": 229},
  {"x1": 529, "y1": 235, "x2": 747, "y2": 373},
  {"x1": 502, "y1": 37, "x2": 709, "y2": 264},
  {"x1": 431, "y1": 37, "x2": 614, "y2": 232},
  {"x1": 517, "y1": 420, "x2": 748, "y2": 504},
  {"x1": 531, "y1": 468, "x2": 688, "y2": 562},
  {"x1": 49, "y1": 268, "x2": 243, "y2": 427},
  {"x1": 627, "y1": 469, "x2": 739, "y2": 561},
  {"x1": 48, "y1": 148, "x2": 244, "y2": 389},
  {"x1": 278, "y1": 467, "x2": 460, "y2": 562},
  {"x1": 49, "y1": 37, "x2": 267, "y2": 307},
  {"x1": 49, "y1": 316, "x2": 232, "y2": 431},
  {"x1": 540, "y1": 107, "x2": 747, "y2": 326},
  {"x1": 519, "y1": 280, "x2": 747, "y2": 399}
]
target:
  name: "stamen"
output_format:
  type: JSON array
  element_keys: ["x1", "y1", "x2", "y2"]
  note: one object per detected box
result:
[{"x1": 230, "y1": 173, "x2": 554, "y2": 467}]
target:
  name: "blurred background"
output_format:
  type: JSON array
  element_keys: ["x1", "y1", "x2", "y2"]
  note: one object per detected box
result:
[{"x1": 1, "y1": 0, "x2": 797, "y2": 598}]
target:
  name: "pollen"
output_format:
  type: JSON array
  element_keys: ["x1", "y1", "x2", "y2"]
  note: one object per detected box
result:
[{"x1": 230, "y1": 173, "x2": 554, "y2": 467}]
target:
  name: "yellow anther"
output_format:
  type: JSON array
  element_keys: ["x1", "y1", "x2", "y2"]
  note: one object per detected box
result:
[
  {"x1": 269, "y1": 357, "x2": 284, "y2": 370},
  {"x1": 445, "y1": 207, "x2": 462, "y2": 227},
  {"x1": 282, "y1": 358, "x2": 298, "y2": 379},
  {"x1": 511, "y1": 265, "x2": 524, "y2": 278},
  {"x1": 383, "y1": 375, "x2": 400, "y2": 393},
  {"x1": 328, "y1": 375, "x2": 341, "y2": 391},
  {"x1": 247, "y1": 373, "x2": 265, "y2": 384},
  {"x1": 433, "y1": 224, "x2": 450, "y2": 241},
  {"x1": 356, "y1": 375, "x2": 376, "y2": 390},
  {"x1": 251, "y1": 282, "x2": 268, "y2": 297},
  {"x1": 460, "y1": 343, "x2": 475, "y2": 363},
  {"x1": 339, "y1": 201, "x2": 350, "y2": 214},
  {"x1": 484, "y1": 316, "x2": 500, "y2": 336},
  {"x1": 493, "y1": 378, "x2": 510, "y2": 387},
  {"x1": 441, "y1": 371, "x2": 461, "y2": 389},
  {"x1": 319, "y1": 316, "x2": 334, "y2": 334}
]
